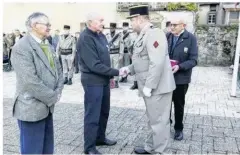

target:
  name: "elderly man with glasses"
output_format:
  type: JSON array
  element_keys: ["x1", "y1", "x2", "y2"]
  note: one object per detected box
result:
[
  {"x1": 10, "y1": 12, "x2": 64, "y2": 154},
  {"x1": 166, "y1": 19, "x2": 198, "y2": 141}
]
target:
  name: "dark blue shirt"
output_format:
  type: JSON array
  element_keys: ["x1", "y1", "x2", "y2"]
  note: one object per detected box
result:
[{"x1": 77, "y1": 28, "x2": 119, "y2": 85}]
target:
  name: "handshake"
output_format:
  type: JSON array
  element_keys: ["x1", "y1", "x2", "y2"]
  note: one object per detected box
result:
[
  {"x1": 119, "y1": 67, "x2": 131, "y2": 77},
  {"x1": 118, "y1": 67, "x2": 152, "y2": 97}
]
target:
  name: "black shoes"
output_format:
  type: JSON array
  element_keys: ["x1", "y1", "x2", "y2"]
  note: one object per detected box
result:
[
  {"x1": 96, "y1": 138, "x2": 117, "y2": 146},
  {"x1": 119, "y1": 78, "x2": 124, "y2": 83},
  {"x1": 119, "y1": 77, "x2": 127, "y2": 83},
  {"x1": 84, "y1": 149, "x2": 101, "y2": 154},
  {"x1": 67, "y1": 78, "x2": 72, "y2": 85},
  {"x1": 64, "y1": 77, "x2": 68, "y2": 84},
  {"x1": 134, "y1": 147, "x2": 151, "y2": 154},
  {"x1": 130, "y1": 81, "x2": 138, "y2": 90},
  {"x1": 174, "y1": 130, "x2": 183, "y2": 141}
]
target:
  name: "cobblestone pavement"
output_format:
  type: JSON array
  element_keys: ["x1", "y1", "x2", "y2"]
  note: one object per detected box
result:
[{"x1": 3, "y1": 67, "x2": 240, "y2": 154}]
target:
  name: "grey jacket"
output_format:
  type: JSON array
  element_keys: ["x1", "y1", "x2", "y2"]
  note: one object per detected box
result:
[
  {"x1": 128, "y1": 23, "x2": 176, "y2": 97},
  {"x1": 11, "y1": 34, "x2": 64, "y2": 122}
]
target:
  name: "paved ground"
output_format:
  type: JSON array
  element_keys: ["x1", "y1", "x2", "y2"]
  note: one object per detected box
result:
[{"x1": 3, "y1": 67, "x2": 240, "y2": 154}]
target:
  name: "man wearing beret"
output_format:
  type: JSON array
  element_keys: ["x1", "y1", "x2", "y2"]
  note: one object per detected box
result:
[
  {"x1": 56, "y1": 25, "x2": 76, "y2": 85},
  {"x1": 105, "y1": 23, "x2": 124, "y2": 88},
  {"x1": 120, "y1": 5, "x2": 176, "y2": 154}
]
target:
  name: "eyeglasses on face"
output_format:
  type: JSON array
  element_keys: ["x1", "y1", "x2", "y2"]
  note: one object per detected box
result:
[
  {"x1": 36, "y1": 22, "x2": 51, "y2": 27},
  {"x1": 170, "y1": 23, "x2": 182, "y2": 28}
]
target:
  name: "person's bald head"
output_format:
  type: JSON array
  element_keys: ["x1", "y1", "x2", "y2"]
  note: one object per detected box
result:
[
  {"x1": 85, "y1": 12, "x2": 104, "y2": 32},
  {"x1": 170, "y1": 18, "x2": 186, "y2": 35}
]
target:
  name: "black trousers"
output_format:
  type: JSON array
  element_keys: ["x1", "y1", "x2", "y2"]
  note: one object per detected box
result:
[
  {"x1": 172, "y1": 84, "x2": 189, "y2": 131},
  {"x1": 74, "y1": 52, "x2": 79, "y2": 72},
  {"x1": 83, "y1": 84, "x2": 110, "y2": 152},
  {"x1": 59, "y1": 56, "x2": 63, "y2": 71}
]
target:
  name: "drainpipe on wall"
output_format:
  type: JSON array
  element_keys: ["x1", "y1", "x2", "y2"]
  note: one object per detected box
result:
[{"x1": 231, "y1": 9, "x2": 240, "y2": 97}]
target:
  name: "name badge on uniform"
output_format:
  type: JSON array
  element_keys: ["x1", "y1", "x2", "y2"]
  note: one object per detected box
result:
[{"x1": 184, "y1": 47, "x2": 188, "y2": 53}]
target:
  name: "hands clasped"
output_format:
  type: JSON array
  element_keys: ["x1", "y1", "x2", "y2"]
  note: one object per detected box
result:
[{"x1": 119, "y1": 67, "x2": 130, "y2": 77}]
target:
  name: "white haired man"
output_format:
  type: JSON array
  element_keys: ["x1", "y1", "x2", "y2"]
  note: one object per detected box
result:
[
  {"x1": 11, "y1": 12, "x2": 64, "y2": 154},
  {"x1": 77, "y1": 12, "x2": 126, "y2": 154},
  {"x1": 166, "y1": 18, "x2": 198, "y2": 140}
]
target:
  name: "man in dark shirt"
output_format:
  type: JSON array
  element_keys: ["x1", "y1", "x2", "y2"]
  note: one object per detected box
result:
[
  {"x1": 166, "y1": 19, "x2": 198, "y2": 141},
  {"x1": 77, "y1": 12, "x2": 124, "y2": 154}
]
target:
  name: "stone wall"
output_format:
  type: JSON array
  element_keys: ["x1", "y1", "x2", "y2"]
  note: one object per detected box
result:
[{"x1": 195, "y1": 25, "x2": 238, "y2": 66}]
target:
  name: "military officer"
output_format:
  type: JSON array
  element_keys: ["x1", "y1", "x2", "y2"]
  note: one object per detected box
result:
[
  {"x1": 105, "y1": 23, "x2": 124, "y2": 88},
  {"x1": 120, "y1": 5, "x2": 176, "y2": 154},
  {"x1": 56, "y1": 25, "x2": 76, "y2": 85}
]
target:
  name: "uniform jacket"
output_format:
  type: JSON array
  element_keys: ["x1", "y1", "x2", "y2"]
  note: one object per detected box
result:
[
  {"x1": 56, "y1": 34, "x2": 76, "y2": 58},
  {"x1": 10, "y1": 34, "x2": 64, "y2": 122},
  {"x1": 105, "y1": 32, "x2": 124, "y2": 58},
  {"x1": 166, "y1": 30, "x2": 198, "y2": 84},
  {"x1": 121, "y1": 31, "x2": 134, "y2": 53},
  {"x1": 128, "y1": 23, "x2": 176, "y2": 97}
]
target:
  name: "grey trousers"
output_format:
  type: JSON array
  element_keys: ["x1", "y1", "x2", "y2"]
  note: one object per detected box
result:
[
  {"x1": 123, "y1": 53, "x2": 130, "y2": 67},
  {"x1": 61, "y1": 54, "x2": 74, "y2": 79},
  {"x1": 143, "y1": 92, "x2": 173, "y2": 153},
  {"x1": 110, "y1": 54, "x2": 121, "y2": 81}
]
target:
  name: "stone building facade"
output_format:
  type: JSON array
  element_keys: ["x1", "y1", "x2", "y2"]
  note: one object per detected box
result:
[{"x1": 195, "y1": 25, "x2": 238, "y2": 66}]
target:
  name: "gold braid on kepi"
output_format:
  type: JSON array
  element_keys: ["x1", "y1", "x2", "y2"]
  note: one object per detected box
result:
[{"x1": 127, "y1": 5, "x2": 149, "y2": 19}]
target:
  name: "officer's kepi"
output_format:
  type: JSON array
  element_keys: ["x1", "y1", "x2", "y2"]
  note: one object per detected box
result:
[{"x1": 127, "y1": 5, "x2": 149, "y2": 19}]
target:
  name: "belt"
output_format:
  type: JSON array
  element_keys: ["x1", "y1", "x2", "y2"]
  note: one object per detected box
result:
[
  {"x1": 109, "y1": 47, "x2": 120, "y2": 54},
  {"x1": 110, "y1": 47, "x2": 120, "y2": 51},
  {"x1": 61, "y1": 51, "x2": 72, "y2": 55},
  {"x1": 110, "y1": 52, "x2": 119, "y2": 54},
  {"x1": 60, "y1": 48, "x2": 72, "y2": 55}
]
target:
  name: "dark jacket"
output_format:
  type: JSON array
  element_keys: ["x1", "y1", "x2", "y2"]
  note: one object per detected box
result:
[
  {"x1": 77, "y1": 28, "x2": 119, "y2": 85},
  {"x1": 47, "y1": 36, "x2": 53, "y2": 45},
  {"x1": 52, "y1": 35, "x2": 59, "y2": 51},
  {"x1": 166, "y1": 30, "x2": 198, "y2": 84}
]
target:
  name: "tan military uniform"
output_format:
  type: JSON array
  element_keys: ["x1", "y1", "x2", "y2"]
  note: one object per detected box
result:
[
  {"x1": 56, "y1": 35, "x2": 76, "y2": 79},
  {"x1": 128, "y1": 23, "x2": 176, "y2": 153},
  {"x1": 106, "y1": 32, "x2": 124, "y2": 81}
]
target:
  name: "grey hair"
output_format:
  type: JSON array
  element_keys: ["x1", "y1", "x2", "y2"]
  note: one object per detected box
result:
[
  {"x1": 85, "y1": 12, "x2": 101, "y2": 27},
  {"x1": 25, "y1": 12, "x2": 48, "y2": 31}
]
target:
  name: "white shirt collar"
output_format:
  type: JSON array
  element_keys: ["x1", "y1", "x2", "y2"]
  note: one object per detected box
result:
[{"x1": 30, "y1": 33, "x2": 44, "y2": 44}]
